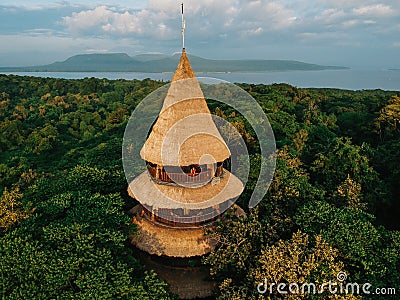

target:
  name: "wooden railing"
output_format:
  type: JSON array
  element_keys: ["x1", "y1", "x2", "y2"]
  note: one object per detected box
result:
[
  {"x1": 140, "y1": 205, "x2": 220, "y2": 228},
  {"x1": 147, "y1": 164, "x2": 224, "y2": 184}
]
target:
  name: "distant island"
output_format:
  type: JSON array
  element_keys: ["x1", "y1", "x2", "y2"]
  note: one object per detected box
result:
[{"x1": 0, "y1": 53, "x2": 348, "y2": 73}]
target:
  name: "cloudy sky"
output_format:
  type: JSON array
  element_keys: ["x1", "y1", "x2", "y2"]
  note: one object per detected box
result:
[{"x1": 0, "y1": 0, "x2": 399, "y2": 68}]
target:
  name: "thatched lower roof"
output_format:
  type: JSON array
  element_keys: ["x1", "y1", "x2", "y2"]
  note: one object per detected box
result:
[
  {"x1": 127, "y1": 169, "x2": 244, "y2": 209},
  {"x1": 130, "y1": 210, "x2": 216, "y2": 257}
]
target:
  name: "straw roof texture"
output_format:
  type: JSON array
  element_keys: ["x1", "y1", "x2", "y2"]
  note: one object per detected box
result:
[
  {"x1": 130, "y1": 211, "x2": 216, "y2": 257},
  {"x1": 171, "y1": 48, "x2": 195, "y2": 82},
  {"x1": 128, "y1": 169, "x2": 243, "y2": 208},
  {"x1": 140, "y1": 49, "x2": 230, "y2": 166}
]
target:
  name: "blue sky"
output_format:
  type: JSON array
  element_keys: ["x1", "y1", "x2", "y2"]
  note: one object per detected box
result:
[{"x1": 0, "y1": 0, "x2": 399, "y2": 68}]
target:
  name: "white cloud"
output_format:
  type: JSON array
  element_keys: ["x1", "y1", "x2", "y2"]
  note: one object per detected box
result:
[
  {"x1": 296, "y1": 1, "x2": 400, "y2": 39},
  {"x1": 242, "y1": 26, "x2": 264, "y2": 36},
  {"x1": 363, "y1": 20, "x2": 377, "y2": 24},
  {"x1": 315, "y1": 8, "x2": 346, "y2": 23},
  {"x1": 25, "y1": 28, "x2": 57, "y2": 36},
  {"x1": 84, "y1": 48, "x2": 110, "y2": 53},
  {"x1": 61, "y1": 0, "x2": 298, "y2": 40},
  {"x1": 63, "y1": 6, "x2": 114, "y2": 34},
  {"x1": 238, "y1": 0, "x2": 297, "y2": 30},
  {"x1": 342, "y1": 19, "x2": 359, "y2": 28},
  {"x1": 353, "y1": 4, "x2": 396, "y2": 17},
  {"x1": 317, "y1": 0, "x2": 387, "y2": 9},
  {"x1": 62, "y1": 4, "x2": 177, "y2": 39}
]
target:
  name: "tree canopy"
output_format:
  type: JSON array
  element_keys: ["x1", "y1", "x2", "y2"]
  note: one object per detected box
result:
[{"x1": 0, "y1": 74, "x2": 399, "y2": 299}]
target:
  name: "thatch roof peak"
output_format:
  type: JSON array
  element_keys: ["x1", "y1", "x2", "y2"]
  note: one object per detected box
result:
[
  {"x1": 172, "y1": 48, "x2": 195, "y2": 82},
  {"x1": 140, "y1": 49, "x2": 231, "y2": 166}
]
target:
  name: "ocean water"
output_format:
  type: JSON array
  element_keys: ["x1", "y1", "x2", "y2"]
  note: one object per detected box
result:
[{"x1": 1, "y1": 69, "x2": 399, "y2": 91}]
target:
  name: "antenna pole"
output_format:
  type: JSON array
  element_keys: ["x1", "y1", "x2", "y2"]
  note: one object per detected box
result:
[{"x1": 181, "y1": 3, "x2": 185, "y2": 49}]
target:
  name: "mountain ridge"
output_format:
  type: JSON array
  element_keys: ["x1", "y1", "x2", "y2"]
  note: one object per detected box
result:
[{"x1": 0, "y1": 53, "x2": 349, "y2": 72}]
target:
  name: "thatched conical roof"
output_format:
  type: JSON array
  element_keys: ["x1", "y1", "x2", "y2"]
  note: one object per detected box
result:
[{"x1": 140, "y1": 49, "x2": 230, "y2": 166}]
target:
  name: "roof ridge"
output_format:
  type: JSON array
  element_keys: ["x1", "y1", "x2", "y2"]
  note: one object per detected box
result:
[{"x1": 171, "y1": 48, "x2": 195, "y2": 82}]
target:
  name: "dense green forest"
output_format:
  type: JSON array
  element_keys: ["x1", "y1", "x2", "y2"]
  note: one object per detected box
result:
[{"x1": 0, "y1": 74, "x2": 399, "y2": 299}]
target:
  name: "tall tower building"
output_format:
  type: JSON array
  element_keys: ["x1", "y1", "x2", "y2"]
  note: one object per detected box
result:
[
  {"x1": 127, "y1": 5, "x2": 244, "y2": 299},
  {"x1": 127, "y1": 49, "x2": 244, "y2": 298}
]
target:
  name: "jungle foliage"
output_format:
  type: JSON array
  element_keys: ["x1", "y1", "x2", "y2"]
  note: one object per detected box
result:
[{"x1": 0, "y1": 74, "x2": 399, "y2": 299}]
